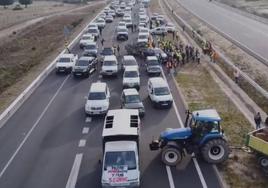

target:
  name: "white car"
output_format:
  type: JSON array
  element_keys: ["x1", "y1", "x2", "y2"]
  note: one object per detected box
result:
[
  {"x1": 55, "y1": 53, "x2": 78, "y2": 74},
  {"x1": 146, "y1": 56, "x2": 161, "y2": 76},
  {"x1": 116, "y1": 26, "x2": 128, "y2": 40},
  {"x1": 122, "y1": 55, "x2": 138, "y2": 70},
  {"x1": 118, "y1": 21, "x2": 127, "y2": 28},
  {"x1": 88, "y1": 23, "x2": 98, "y2": 29},
  {"x1": 101, "y1": 55, "x2": 119, "y2": 76},
  {"x1": 150, "y1": 27, "x2": 167, "y2": 35},
  {"x1": 137, "y1": 33, "x2": 149, "y2": 43},
  {"x1": 83, "y1": 41, "x2": 98, "y2": 57},
  {"x1": 79, "y1": 34, "x2": 95, "y2": 48},
  {"x1": 95, "y1": 18, "x2": 106, "y2": 28},
  {"x1": 166, "y1": 22, "x2": 176, "y2": 32},
  {"x1": 85, "y1": 82, "x2": 110, "y2": 115},
  {"x1": 138, "y1": 23, "x2": 147, "y2": 28},
  {"x1": 148, "y1": 77, "x2": 173, "y2": 108},
  {"x1": 151, "y1": 13, "x2": 159, "y2": 20},
  {"x1": 123, "y1": 67, "x2": 140, "y2": 90},
  {"x1": 104, "y1": 7, "x2": 110, "y2": 14},
  {"x1": 139, "y1": 27, "x2": 149, "y2": 35},
  {"x1": 116, "y1": 8, "x2": 124, "y2": 16},
  {"x1": 139, "y1": 15, "x2": 149, "y2": 24},
  {"x1": 108, "y1": 9, "x2": 116, "y2": 17},
  {"x1": 124, "y1": 18, "x2": 133, "y2": 28},
  {"x1": 105, "y1": 14, "x2": 114, "y2": 23},
  {"x1": 87, "y1": 27, "x2": 100, "y2": 38}
]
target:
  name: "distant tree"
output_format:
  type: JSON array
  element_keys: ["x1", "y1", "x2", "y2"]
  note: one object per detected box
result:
[
  {"x1": 0, "y1": 0, "x2": 14, "y2": 9},
  {"x1": 19, "y1": 0, "x2": 32, "y2": 8}
]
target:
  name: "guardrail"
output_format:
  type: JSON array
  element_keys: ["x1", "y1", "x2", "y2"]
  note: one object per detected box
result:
[
  {"x1": 163, "y1": 0, "x2": 268, "y2": 101},
  {"x1": 0, "y1": 2, "x2": 109, "y2": 129}
]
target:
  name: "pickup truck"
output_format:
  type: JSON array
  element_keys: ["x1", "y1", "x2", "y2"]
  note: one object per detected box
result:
[
  {"x1": 55, "y1": 53, "x2": 78, "y2": 74},
  {"x1": 246, "y1": 128, "x2": 268, "y2": 175}
]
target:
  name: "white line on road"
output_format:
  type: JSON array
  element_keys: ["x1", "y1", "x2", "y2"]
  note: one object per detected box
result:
[
  {"x1": 161, "y1": 69, "x2": 208, "y2": 188},
  {"x1": 0, "y1": 75, "x2": 70, "y2": 179},
  {"x1": 78, "y1": 139, "x2": 86, "y2": 147},
  {"x1": 65, "y1": 153, "x2": 83, "y2": 188},
  {"x1": 82, "y1": 127, "x2": 89, "y2": 134},
  {"x1": 166, "y1": 166, "x2": 175, "y2": 188}
]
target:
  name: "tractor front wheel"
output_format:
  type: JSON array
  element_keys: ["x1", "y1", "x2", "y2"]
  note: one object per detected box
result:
[
  {"x1": 201, "y1": 139, "x2": 229, "y2": 164},
  {"x1": 161, "y1": 146, "x2": 182, "y2": 166}
]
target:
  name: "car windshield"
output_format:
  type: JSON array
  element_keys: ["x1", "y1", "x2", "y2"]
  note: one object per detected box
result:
[
  {"x1": 88, "y1": 92, "x2": 106, "y2": 100},
  {"x1": 104, "y1": 151, "x2": 136, "y2": 170},
  {"x1": 97, "y1": 20, "x2": 104, "y2": 23},
  {"x1": 102, "y1": 48, "x2": 113, "y2": 55},
  {"x1": 58, "y1": 57, "x2": 71, "y2": 63},
  {"x1": 84, "y1": 45, "x2": 96, "y2": 50},
  {"x1": 76, "y1": 60, "x2": 89, "y2": 66},
  {"x1": 119, "y1": 23, "x2": 125, "y2": 26},
  {"x1": 148, "y1": 60, "x2": 159, "y2": 66},
  {"x1": 82, "y1": 36, "x2": 93, "y2": 40},
  {"x1": 125, "y1": 95, "x2": 141, "y2": 103},
  {"x1": 154, "y1": 87, "x2": 170, "y2": 96},
  {"x1": 124, "y1": 71, "x2": 138, "y2": 77},
  {"x1": 88, "y1": 29, "x2": 97, "y2": 33},
  {"x1": 139, "y1": 35, "x2": 148, "y2": 39},
  {"x1": 103, "y1": 61, "x2": 116, "y2": 66},
  {"x1": 125, "y1": 19, "x2": 131, "y2": 23},
  {"x1": 125, "y1": 59, "x2": 137, "y2": 66}
]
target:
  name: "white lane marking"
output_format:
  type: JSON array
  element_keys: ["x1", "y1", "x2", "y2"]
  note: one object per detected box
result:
[
  {"x1": 0, "y1": 75, "x2": 70, "y2": 179},
  {"x1": 192, "y1": 157, "x2": 208, "y2": 188},
  {"x1": 82, "y1": 127, "x2": 89, "y2": 134},
  {"x1": 85, "y1": 117, "x2": 92, "y2": 123},
  {"x1": 166, "y1": 166, "x2": 175, "y2": 188},
  {"x1": 65, "y1": 153, "x2": 83, "y2": 188},
  {"x1": 161, "y1": 69, "x2": 208, "y2": 188},
  {"x1": 78, "y1": 139, "x2": 86, "y2": 147}
]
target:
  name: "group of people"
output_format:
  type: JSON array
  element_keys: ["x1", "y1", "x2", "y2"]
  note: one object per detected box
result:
[{"x1": 157, "y1": 37, "x2": 201, "y2": 74}]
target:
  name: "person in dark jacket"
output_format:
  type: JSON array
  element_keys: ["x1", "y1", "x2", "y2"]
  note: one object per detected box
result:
[{"x1": 254, "y1": 112, "x2": 262, "y2": 129}]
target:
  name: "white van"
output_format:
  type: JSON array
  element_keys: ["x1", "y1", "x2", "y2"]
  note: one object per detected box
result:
[
  {"x1": 147, "y1": 77, "x2": 173, "y2": 108},
  {"x1": 101, "y1": 55, "x2": 119, "y2": 76},
  {"x1": 123, "y1": 67, "x2": 140, "y2": 90},
  {"x1": 122, "y1": 55, "x2": 138, "y2": 70},
  {"x1": 85, "y1": 82, "x2": 110, "y2": 115}
]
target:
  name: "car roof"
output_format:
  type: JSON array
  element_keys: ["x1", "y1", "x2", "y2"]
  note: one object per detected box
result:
[
  {"x1": 123, "y1": 55, "x2": 135, "y2": 60},
  {"x1": 104, "y1": 55, "x2": 117, "y2": 61},
  {"x1": 102, "y1": 109, "x2": 140, "y2": 137},
  {"x1": 60, "y1": 53, "x2": 75, "y2": 58},
  {"x1": 147, "y1": 56, "x2": 158, "y2": 60},
  {"x1": 123, "y1": 88, "x2": 139, "y2": 96},
  {"x1": 192, "y1": 109, "x2": 221, "y2": 122},
  {"x1": 90, "y1": 82, "x2": 107, "y2": 92},
  {"x1": 125, "y1": 66, "x2": 138, "y2": 71},
  {"x1": 149, "y1": 77, "x2": 167, "y2": 87},
  {"x1": 79, "y1": 56, "x2": 95, "y2": 61},
  {"x1": 138, "y1": 32, "x2": 149, "y2": 36},
  {"x1": 85, "y1": 41, "x2": 96, "y2": 45}
]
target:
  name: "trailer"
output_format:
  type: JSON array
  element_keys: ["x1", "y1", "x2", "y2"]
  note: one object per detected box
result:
[{"x1": 246, "y1": 128, "x2": 268, "y2": 175}]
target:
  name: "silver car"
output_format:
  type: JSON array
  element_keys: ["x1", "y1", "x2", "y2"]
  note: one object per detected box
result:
[{"x1": 121, "y1": 88, "x2": 145, "y2": 117}]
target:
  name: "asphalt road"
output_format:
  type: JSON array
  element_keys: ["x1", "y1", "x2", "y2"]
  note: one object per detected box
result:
[
  {"x1": 0, "y1": 3, "x2": 221, "y2": 188},
  {"x1": 177, "y1": 0, "x2": 268, "y2": 64}
]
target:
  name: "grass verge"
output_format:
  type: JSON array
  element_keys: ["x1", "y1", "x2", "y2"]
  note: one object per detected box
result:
[{"x1": 176, "y1": 63, "x2": 268, "y2": 187}]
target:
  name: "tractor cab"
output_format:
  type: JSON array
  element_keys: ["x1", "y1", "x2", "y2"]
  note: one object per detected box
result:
[{"x1": 185, "y1": 109, "x2": 223, "y2": 143}]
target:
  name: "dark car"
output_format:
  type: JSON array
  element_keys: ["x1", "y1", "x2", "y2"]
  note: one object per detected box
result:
[{"x1": 72, "y1": 56, "x2": 97, "y2": 78}]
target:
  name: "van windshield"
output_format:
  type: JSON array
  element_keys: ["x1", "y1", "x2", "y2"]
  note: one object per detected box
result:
[
  {"x1": 154, "y1": 87, "x2": 170, "y2": 96},
  {"x1": 125, "y1": 95, "x2": 140, "y2": 103},
  {"x1": 88, "y1": 92, "x2": 106, "y2": 100},
  {"x1": 103, "y1": 61, "x2": 116, "y2": 66},
  {"x1": 104, "y1": 151, "x2": 136, "y2": 170},
  {"x1": 124, "y1": 71, "x2": 138, "y2": 78}
]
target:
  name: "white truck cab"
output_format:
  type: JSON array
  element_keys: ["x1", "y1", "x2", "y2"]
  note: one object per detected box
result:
[
  {"x1": 55, "y1": 53, "x2": 78, "y2": 74},
  {"x1": 147, "y1": 77, "x2": 173, "y2": 108},
  {"x1": 101, "y1": 109, "x2": 140, "y2": 188}
]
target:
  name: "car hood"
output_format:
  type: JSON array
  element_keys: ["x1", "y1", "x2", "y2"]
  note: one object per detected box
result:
[
  {"x1": 154, "y1": 94, "x2": 173, "y2": 101},
  {"x1": 56, "y1": 62, "x2": 73, "y2": 67},
  {"x1": 86, "y1": 100, "x2": 108, "y2": 108},
  {"x1": 102, "y1": 66, "x2": 118, "y2": 71},
  {"x1": 124, "y1": 102, "x2": 144, "y2": 109},
  {"x1": 123, "y1": 77, "x2": 140, "y2": 84}
]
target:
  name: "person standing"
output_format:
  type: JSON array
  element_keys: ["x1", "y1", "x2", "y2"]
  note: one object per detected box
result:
[
  {"x1": 101, "y1": 38, "x2": 105, "y2": 46},
  {"x1": 234, "y1": 68, "x2": 240, "y2": 84},
  {"x1": 99, "y1": 27, "x2": 102, "y2": 36},
  {"x1": 254, "y1": 112, "x2": 262, "y2": 129},
  {"x1": 117, "y1": 45, "x2": 120, "y2": 56}
]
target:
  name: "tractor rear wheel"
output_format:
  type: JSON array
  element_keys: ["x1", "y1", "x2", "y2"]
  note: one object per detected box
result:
[
  {"x1": 201, "y1": 139, "x2": 229, "y2": 164},
  {"x1": 161, "y1": 146, "x2": 182, "y2": 166},
  {"x1": 258, "y1": 156, "x2": 268, "y2": 175}
]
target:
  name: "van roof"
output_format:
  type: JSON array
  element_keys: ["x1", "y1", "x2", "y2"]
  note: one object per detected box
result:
[
  {"x1": 146, "y1": 56, "x2": 158, "y2": 61},
  {"x1": 105, "y1": 141, "x2": 137, "y2": 151},
  {"x1": 149, "y1": 77, "x2": 167, "y2": 87},
  {"x1": 125, "y1": 66, "x2": 138, "y2": 72},
  {"x1": 102, "y1": 109, "x2": 140, "y2": 137},
  {"x1": 123, "y1": 55, "x2": 135, "y2": 61},
  {"x1": 104, "y1": 55, "x2": 117, "y2": 61},
  {"x1": 90, "y1": 82, "x2": 106, "y2": 93}
]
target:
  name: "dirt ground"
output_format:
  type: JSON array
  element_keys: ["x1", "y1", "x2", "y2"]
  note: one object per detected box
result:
[
  {"x1": 0, "y1": 2, "x2": 105, "y2": 113},
  {"x1": 0, "y1": 1, "x2": 78, "y2": 30},
  {"x1": 215, "y1": 0, "x2": 268, "y2": 19}
]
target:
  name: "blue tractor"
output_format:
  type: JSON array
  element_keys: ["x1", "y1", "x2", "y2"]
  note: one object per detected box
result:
[{"x1": 149, "y1": 109, "x2": 229, "y2": 166}]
